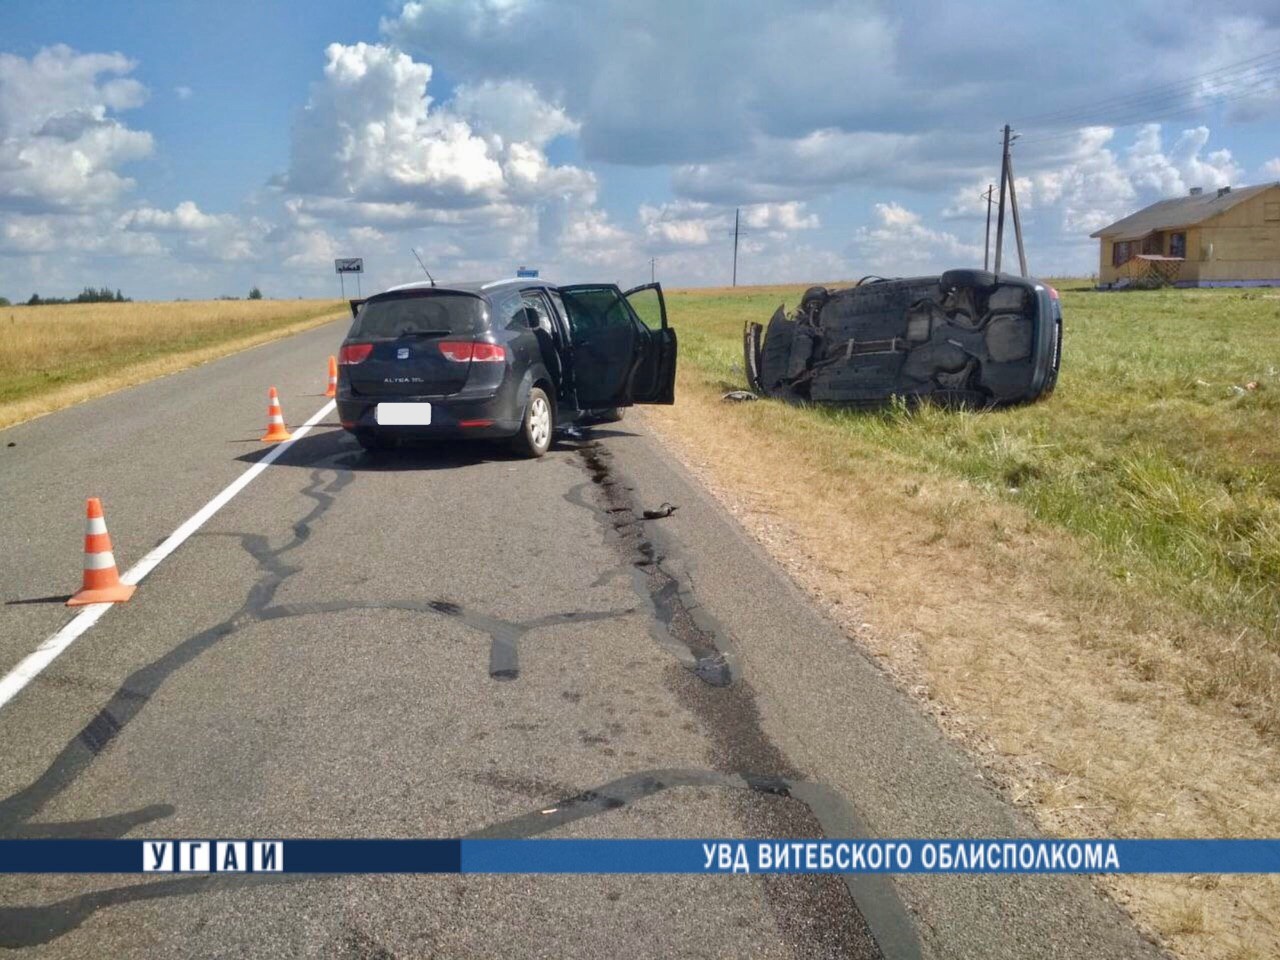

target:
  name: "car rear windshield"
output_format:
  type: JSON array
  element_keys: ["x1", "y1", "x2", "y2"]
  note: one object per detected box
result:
[{"x1": 349, "y1": 293, "x2": 486, "y2": 339}]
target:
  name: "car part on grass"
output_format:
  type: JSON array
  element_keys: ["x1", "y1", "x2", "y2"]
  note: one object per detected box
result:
[
  {"x1": 744, "y1": 269, "x2": 1062, "y2": 409},
  {"x1": 721, "y1": 390, "x2": 757, "y2": 402}
]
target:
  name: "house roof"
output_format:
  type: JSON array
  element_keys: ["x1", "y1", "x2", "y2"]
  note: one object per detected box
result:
[{"x1": 1090, "y1": 182, "x2": 1279, "y2": 240}]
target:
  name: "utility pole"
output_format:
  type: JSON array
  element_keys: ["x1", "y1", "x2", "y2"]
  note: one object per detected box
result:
[
  {"x1": 649, "y1": 257, "x2": 656, "y2": 283},
  {"x1": 982, "y1": 184, "x2": 994, "y2": 271},
  {"x1": 1006, "y1": 146, "x2": 1028, "y2": 277},
  {"x1": 732, "y1": 207, "x2": 740, "y2": 287},
  {"x1": 993, "y1": 125, "x2": 1029, "y2": 277},
  {"x1": 994, "y1": 126, "x2": 1010, "y2": 275}
]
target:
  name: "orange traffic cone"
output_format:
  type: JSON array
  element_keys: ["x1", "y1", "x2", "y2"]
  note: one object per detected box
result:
[
  {"x1": 67, "y1": 498, "x2": 136, "y2": 606},
  {"x1": 324, "y1": 355, "x2": 338, "y2": 398},
  {"x1": 261, "y1": 386, "x2": 292, "y2": 442}
]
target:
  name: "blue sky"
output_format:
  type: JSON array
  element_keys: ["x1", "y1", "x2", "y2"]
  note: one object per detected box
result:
[{"x1": 2, "y1": 0, "x2": 1279, "y2": 300}]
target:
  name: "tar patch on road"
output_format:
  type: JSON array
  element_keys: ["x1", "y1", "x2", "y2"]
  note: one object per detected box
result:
[
  {"x1": 564, "y1": 440, "x2": 921, "y2": 960},
  {"x1": 567, "y1": 443, "x2": 738, "y2": 687}
]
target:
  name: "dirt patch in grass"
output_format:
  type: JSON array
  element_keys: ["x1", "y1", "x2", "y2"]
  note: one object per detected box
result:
[
  {"x1": 0, "y1": 299, "x2": 345, "y2": 430},
  {"x1": 641, "y1": 281, "x2": 1280, "y2": 960}
]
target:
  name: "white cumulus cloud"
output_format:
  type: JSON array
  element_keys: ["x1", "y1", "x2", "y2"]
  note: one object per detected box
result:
[
  {"x1": 853, "y1": 202, "x2": 981, "y2": 275},
  {"x1": 640, "y1": 200, "x2": 819, "y2": 249},
  {"x1": 0, "y1": 45, "x2": 152, "y2": 212},
  {"x1": 120, "y1": 201, "x2": 229, "y2": 233}
]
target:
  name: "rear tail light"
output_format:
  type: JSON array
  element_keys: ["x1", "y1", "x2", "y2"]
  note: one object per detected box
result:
[
  {"x1": 437, "y1": 341, "x2": 472, "y2": 362},
  {"x1": 339, "y1": 343, "x2": 373, "y2": 364},
  {"x1": 472, "y1": 342, "x2": 505, "y2": 362},
  {"x1": 437, "y1": 341, "x2": 506, "y2": 362}
]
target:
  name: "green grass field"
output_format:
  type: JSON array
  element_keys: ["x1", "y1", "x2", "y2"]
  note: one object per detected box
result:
[{"x1": 667, "y1": 281, "x2": 1280, "y2": 682}]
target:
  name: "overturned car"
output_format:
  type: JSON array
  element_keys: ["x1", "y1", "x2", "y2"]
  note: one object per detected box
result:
[{"x1": 744, "y1": 269, "x2": 1062, "y2": 408}]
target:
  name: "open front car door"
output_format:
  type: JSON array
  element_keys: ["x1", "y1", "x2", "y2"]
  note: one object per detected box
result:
[
  {"x1": 621, "y1": 283, "x2": 677, "y2": 404},
  {"x1": 559, "y1": 283, "x2": 677, "y2": 411}
]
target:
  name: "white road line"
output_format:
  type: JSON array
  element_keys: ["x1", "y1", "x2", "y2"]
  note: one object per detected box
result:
[{"x1": 0, "y1": 399, "x2": 337, "y2": 713}]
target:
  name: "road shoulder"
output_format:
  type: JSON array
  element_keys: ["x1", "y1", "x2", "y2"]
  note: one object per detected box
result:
[
  {"x1": 637, "y1": 385, "x2": 1280, "y2": 960},
  {"x1": 600, "y1": 418, "x2": 1160, "y2": 959}
]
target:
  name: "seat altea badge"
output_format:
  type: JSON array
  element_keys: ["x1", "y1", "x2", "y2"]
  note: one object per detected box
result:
[
  {"x1": 397, "y1": 347, "x2": 410, "y2": 359},
  {"x1": 383, "y1": 377, "x2": 423, "y2": 384}
]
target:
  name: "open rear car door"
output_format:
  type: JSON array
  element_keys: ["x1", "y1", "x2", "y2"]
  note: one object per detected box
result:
[{"x1": 558, "y1": 283, "x2": 677, "y2": 411}]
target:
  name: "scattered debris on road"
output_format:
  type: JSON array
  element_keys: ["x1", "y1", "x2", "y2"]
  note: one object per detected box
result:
[{"x1": 642, "y1": 502, "x2": 678, "y2": 520}]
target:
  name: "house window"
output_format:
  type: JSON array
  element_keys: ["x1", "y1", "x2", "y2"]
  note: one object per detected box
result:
[
  {"x1": 1169, "y1": 232, "x2": 1186, "y2": 258},
  {"x1": 1112, "y1": 241, "x2": 1132, "y2": 267},
  {"x1": 1265, "y1": 202, "x2": 1280, "y2": 222}
]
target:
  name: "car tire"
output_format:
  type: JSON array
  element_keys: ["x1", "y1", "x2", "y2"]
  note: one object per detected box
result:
[
  {"x1": 355, "y1": 430, "x2": 395, "y2": 454},
  {"x1": 512, "y1": 387, "x2": 553, "y2": 458},
  {"x1": 1041, "y1": 318, "x2": 1063, "y2": 398},
  {"x1": 800, "y1": 285, "x2": 829, "y2": 309},
  {"x1": 940, "y1": 269, "x2": 999, "y2": 292}
]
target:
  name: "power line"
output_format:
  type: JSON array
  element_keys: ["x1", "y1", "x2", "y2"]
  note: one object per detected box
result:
[
  {"x1": 1020, "y1": 71, "x2": 1280, "y2": 141},
  {"x1": 1016, "y1": 71, "x2": 1280, "y2": 145},
  {"x1": 1016, "y1": 47, "x2": 1280, "y2": 128}
]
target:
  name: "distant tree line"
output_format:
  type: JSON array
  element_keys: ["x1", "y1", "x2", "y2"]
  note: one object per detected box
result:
[
  {"x1": 24, "y1": 287, "x2": 130, "y2": 306},
  {"x1": 5, "y1": 286, "x2": 264, "y2": 305}
]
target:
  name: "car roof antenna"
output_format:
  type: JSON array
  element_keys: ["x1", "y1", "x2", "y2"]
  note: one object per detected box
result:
[{"x1": 411, "y1": 248, "x2": 436, "y2": 286}]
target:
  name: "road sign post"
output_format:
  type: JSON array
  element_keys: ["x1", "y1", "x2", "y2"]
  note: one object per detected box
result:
[{"x1": 335, "y1": 258, "x2": 363, "y2": 299}]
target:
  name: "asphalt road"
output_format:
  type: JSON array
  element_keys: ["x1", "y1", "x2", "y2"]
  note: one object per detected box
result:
[{"x1": 0, "y1": 320, "x2": 1160, "y2": 959}]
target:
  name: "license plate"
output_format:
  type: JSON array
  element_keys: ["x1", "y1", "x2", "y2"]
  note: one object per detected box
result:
[{"x1": 376, "y1": 402, "x2": 432, "y2": 426}]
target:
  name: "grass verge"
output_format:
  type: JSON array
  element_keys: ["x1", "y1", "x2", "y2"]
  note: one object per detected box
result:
[
  {"x1": 642, "y1": 281, "x2": 1280, "y2": 960},
  {"x1": 0, "y1": 299, "x2": 346, "y2": 430}
]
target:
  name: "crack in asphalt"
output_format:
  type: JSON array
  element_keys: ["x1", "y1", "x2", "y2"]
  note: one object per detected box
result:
[
  {"x1": 0, "y1": 874, "x2": 301, "y2": 950},
  {"x1": 255, "y1": 600, "x2": 632, "y2": 682},
  {"x1": 0, "y1": 467, "x2": 351, "y2": 839},
  {"x1": 470, "y1": 767, "x2": 920, "y2": 960},
  {"x1": 560, "y1": 440, "x2": 921, "y2": 960},
  {"x1": 0, "y1": 463, "x2": 631, "y2": 841},
  {"x1": 0, "y1": 765, "x2": 918, "y2": 953},
  {"x1": 0, "y1": 441, "x2": 921, "y2": 959}
]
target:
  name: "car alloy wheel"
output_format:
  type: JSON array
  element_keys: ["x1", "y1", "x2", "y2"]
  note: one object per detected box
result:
[{"x1": 529, "y1": 394, "x2": 551, "y2": 450}]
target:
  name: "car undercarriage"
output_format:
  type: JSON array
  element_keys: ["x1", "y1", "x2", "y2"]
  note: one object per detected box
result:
[{"x1": 744, "y1": 269, "x2": 1062, "y2": 409}]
